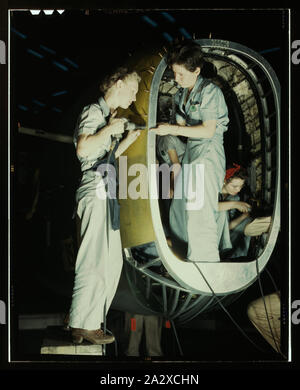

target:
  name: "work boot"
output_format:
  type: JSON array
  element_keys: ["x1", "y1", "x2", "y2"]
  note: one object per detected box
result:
[{"x1": 71, "y1": 328, "x2": 115, "y2": 345}]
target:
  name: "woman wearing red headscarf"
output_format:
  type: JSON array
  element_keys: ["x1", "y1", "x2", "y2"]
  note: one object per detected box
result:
[{"x1": 217, "y1": 163, "x2": 271, "y2": 259}]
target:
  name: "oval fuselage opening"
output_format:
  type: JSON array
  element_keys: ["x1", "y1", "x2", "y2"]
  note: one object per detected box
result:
[{"x1": 118, "y1": 39, "x2": 280, "y2": 320}]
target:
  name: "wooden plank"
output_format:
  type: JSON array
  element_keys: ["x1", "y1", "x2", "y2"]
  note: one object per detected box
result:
[{"x1": 40, "y1": 326, "x2": 103, "y2": 355}]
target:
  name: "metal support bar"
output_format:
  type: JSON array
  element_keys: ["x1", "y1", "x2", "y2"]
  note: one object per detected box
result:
[
  {"x1": 171, "y1": 294, "x2": 193, "y2": 320},
  {"x1": 162, "y1": 285, "x2": 167, "y2": 315},
  {"x1": 137, "y1": 257, "x2": 161, "y2": 270},
  {"x1": 168, "y1": 289, "x2": 180, "y2": 317},
  {"x1": 177, "y1": 296, "x2": 215, "y2": 325},
  {"x1": 145, "y1": 276, "x2": 151, "y2": 300}
]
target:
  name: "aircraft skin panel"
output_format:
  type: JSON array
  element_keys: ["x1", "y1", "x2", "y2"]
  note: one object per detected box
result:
[
  {"x1": 147, "y1": 40, "x2": 280, "y2": 295},
  {"x1": 118, "y1": 50, "x2": 164, "y2": 248},
  {"x1": 112, "y1": 39, "x2": 280, "y2": 312}
]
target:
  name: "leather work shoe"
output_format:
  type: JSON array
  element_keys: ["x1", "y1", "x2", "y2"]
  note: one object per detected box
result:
[{"x1": 71, "y1": 328, "x2": 115, "y2": 345}]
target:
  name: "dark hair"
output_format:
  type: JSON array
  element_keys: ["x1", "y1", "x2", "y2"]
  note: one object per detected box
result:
[
  {"x1": 165, "y1": 40, "x2": 205, "y2": 72},
  {"x1": 99, "y1": 66, "x2": 140, "y2": 95}
]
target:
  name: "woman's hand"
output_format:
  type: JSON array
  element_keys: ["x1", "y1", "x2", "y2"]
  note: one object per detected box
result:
[
  {"x1": 108, "y1": 117, "x2": 127, "y2": 137},
  {"x1": 150, "y1": 123, "x2": 174, "y2": 136},
  {"x1": 235, "y1": 201, "x2": 251, "y2": 213},
  {"x1": 115, "y1": 129, "x2": 141, "y2": 158},
  {"x1": 125, "y1": 129, "x2": 141, "y2": 145}
]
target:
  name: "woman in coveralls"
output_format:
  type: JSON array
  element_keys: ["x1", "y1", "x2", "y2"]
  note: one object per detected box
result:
[
  {"x1": 217, "y1": 164, "x2": 271, "y2": 259},
  {"x1": 217, "y1": 164, "x2": 252, "y2": 258},
  {"x1": 69, "y1": 67, "x2": 141, "y2": 344},
  {"x1": 152, "y1": 41, "x2": 229, "y2": 262}
]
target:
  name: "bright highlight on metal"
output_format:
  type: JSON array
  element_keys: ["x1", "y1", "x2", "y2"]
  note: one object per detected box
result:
[
  {"x1": 29, "y1": 10, "x2": 41, "y2": 15},
  {"x1": 30, "y1": 9, "x2": 64, "y2": 15}
]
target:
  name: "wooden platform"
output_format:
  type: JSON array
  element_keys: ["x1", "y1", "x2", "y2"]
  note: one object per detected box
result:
[{"x1": 40, "y1": 326, "x2": 103, "y2": 355}]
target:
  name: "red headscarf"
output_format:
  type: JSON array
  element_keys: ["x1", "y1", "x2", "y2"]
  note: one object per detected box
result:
[{"x1": 225, "y1": 163, "x2": 241, "y2": 181}]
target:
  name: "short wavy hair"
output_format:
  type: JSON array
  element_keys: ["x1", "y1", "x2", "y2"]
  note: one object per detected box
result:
[
  {"x1": 99, "y1": 66, "x2": 141, "y2": 95},
  {"x1": 165, "y1": 40, "x2": 205, "y2": 72}
]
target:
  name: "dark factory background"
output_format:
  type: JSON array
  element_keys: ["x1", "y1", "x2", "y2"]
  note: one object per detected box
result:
[{"x1": 8, "y1": 8, "x2": 289, "y2": 362}]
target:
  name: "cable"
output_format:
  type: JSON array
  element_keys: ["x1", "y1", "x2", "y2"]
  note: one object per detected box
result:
[
  {"x1": 265, "y1": 266, "x2": 280, "y2": 297},
  {"x1": 106, "y1": 328, "x2": 118, "y2": 357},
  {"x1": 192, "y1": 262, "x2": 270, "y2": 354},
  {"x1": 255, "y1": 259, "x2": 280, "y2": 352},
  {"x1": 253, "y1": 236, "x2": 286, "y2": 358},
  {"x1": 170, "y1": 319, "x2": 184, "y2": 356}
]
